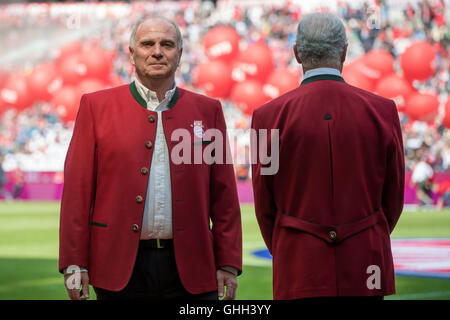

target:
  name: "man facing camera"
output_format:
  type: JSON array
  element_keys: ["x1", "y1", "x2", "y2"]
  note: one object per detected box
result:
[
  {"x1": 251, "y1": 12, "x2": 404, "y2": 300},
  {"x1": 59, "y1": 16, "x2": 242, "y2": 300}
]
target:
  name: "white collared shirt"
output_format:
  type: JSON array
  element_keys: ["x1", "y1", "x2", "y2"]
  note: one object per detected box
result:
[
  {"x1": 303, "y1": 67, "x2": 342, "y2": 80},
  {"x1": 134, "y1": 78, "x2": 176, "y2": 240}
]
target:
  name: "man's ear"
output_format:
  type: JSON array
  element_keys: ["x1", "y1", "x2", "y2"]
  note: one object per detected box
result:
[
  {"x1": 129, "y1": 46, "x2": 135, "y2": 66},
  {"x1": 293, "y1": 44, "x2": 302, "y2": 64},
  {"x1": 178, "y1": 48, "x2": 183, "y2": 66},
  {"x1": 341, "y1": 43, "x2": 348, "y2": 64}
]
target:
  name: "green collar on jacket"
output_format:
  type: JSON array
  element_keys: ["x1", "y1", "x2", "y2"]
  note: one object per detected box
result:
[
  {"x1": 300, "y1": 74, "x2": 345, "y2": 86},
  {"x1": 129, "y1": 81, "x2": 179, "y2": 110}
]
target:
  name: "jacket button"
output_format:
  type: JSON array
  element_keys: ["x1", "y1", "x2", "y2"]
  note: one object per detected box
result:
[
  {"x1": 148, "y1": 115, "x2": 155, "y2": 123},
  {"x1": 132, "y1": 224, "x2": 139, "y2": 232},
  {"x1": 141, "y1": 167, "x2": 148, "y2": 175},
  {"x1": 136, "y1": 195, "x2": 143, "y2": 203},
  {"x1": 328, "y1": 230, "x2": 337, "y2": 240},
  {"x1": 145, "y1": 141, "x2": 153, "y2": 149}
]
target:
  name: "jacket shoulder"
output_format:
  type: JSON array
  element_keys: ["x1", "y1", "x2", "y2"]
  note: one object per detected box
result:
[
  {"x1": 346, "y1": 83, "x2": 398, "y2": 124},
  {"x1": 344, "y1": 82, "x2": 395, "y2": 108},
  {"x1": 253, "y1": 86, "x2": 301, "y2": 119}
]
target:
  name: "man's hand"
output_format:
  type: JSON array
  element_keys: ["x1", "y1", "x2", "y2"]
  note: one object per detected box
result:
[
  {"x1": 64, "y1": 270, "x2": 90, "y2": 300},
  {"x1": 216, "y1": 269, "x2": 238, "y2": 300}
]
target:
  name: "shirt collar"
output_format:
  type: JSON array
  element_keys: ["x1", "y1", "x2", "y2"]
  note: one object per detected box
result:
[
  {"x1": 134, "y1": 77, "x2": 177, "y2": 110},
  {"x1": 303, "y1": 67, "x2": 342, "y2": 80}
]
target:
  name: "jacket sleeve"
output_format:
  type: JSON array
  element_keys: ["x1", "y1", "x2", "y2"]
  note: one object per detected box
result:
[
  {"x1": 250, "y1": 110, "x2": 277, "y2": 254},
  {"x1": 209, "y1": 101, "x2": 242, "y2": 275},
  {"x1": 382, "y1": 101, "x2": 405, "y2": 233},
  {"x1": 59, "y1": 94, "x2": 97, "y2": 273}
]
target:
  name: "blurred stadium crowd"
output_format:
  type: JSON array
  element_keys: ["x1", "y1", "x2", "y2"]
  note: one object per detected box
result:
[{"x1": 0, "y1": 0, "x2": 449, "y2": 204}]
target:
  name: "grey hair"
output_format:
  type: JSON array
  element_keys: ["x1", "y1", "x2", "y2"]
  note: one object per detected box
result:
[
  {"x1": 129, "y1": 16, "x2": 183, "y2": 50},
  {"x1": 295, "y1": 12, "x2": 347, "y2": 68}
]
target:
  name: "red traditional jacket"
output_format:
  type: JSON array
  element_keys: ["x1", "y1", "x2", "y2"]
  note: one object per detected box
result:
[
  {"x1": 59, "y1": 82, "x2": 242, "y2": 293},
  {"x1": 251, "y1": 74, "x2": 404, "y2": 299}
]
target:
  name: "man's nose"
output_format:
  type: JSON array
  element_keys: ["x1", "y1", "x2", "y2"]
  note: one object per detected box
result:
[{"x1": 152, "y1": 44, "x2": 163, "y2": 58}]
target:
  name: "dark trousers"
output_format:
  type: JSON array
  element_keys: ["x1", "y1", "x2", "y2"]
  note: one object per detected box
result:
[{"x1": 94, "y1": 240, "x2": 218, "y2": 300}]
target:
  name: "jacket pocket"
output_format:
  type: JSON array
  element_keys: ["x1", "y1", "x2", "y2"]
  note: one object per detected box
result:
[
  {"x1": 193, "y1": 140, "x2": 213, "y2": 146},
  {"x1": 89, "y1": 221, "x2": 107, "y2": 228}
]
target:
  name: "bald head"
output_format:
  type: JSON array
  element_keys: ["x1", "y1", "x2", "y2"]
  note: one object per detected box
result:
[
  {"x1": 295, "y1": 12, "x2": 347, "y2": 69},
  {"x1": 130, "y1": 16, "x2": 183, "y2": 51}
]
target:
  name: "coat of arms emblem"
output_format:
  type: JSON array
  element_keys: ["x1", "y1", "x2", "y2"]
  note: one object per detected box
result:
[{"x1": 191, "y1": 121, "x2": 205, "y2": 138}]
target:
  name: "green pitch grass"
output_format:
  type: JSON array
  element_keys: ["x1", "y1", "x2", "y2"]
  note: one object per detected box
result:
[{"x1": 0, "y1": 202, "x2": 449, "y2": 300}]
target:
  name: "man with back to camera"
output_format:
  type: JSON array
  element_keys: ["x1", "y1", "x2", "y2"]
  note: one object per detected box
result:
[
  {"x1": 251, "y1": 12, "x2": 404, "y2": 300},
  {"x1": 59, "y1": 16, "x2": 242, "y2": 300}
]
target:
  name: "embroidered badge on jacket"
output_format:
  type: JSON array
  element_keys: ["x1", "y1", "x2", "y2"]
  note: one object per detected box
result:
[{"x1": 191, "y1": 121, "x2": 205, "y2": 138}]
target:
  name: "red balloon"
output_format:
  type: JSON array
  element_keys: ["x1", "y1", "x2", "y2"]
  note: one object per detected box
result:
[
  {"x1": 230, "y1": 80, "x2": 270, "y2": 115},
  {"x1": 27, "y1": 63, "x2": 62, "y2": 102},
  {"x1": 342, "y1": 64, "x2": 375, "y2": 92},
  {"x1": 348, "y1": 56, "x2": 380, "y2": 82},
  {"x1": 78, "y1": 78, "x2": 107, "y2": 95},
  {"x1": 0, "y1": 70, "x2": 8, "y2": 88},
  {"x1": 108, "y1": 73, "x2": 125, "y2": 87},
  {"x1": 0, "y1": 97, "x2": 5, "y2": 116},
  {"x1": 363, "y1": 50, "x2": 395, "y2": 79},
  {"x1": 263, "y1": 68, "x2": 301, "y2": 99},
  {"x1": 375, "y1": 74, "x2": 414, "y2": 112},
  {"x1": 79, "y1": 46, "x2": 112, "y2": 81},
  {"x1": 58, "y1": 53, "x2": 88, "y2": 86},
  {"x1": 203, "y1": 26, "x2": 240, "y2": 62},
  {"x1": 57, "y1": 41, "x2": 83, "y2": 61},
  {"x1": 400, "y1": 41, "x2": 436, "y2": 81},
  {"x1": 234, "y1": 42, "x2": 274, "y2": 83},
  {"x1": 443, "y1": 99, "x2": 450, "y2": 129},
  {"x1": 230, "y1": 60, "x2": 248, "y2": 85},
  {"x1": 405, "y1": 92, "x2": 439, "y2": 122},
  {"x1": 52, "y1": 86, "x2": 82, "y2": 123},
  {"x1": 104, "y1": 50, "x2": 116, "y2": 66},
  {"x1": 0, "y1": 70, "x2": 8, "y2": 114},
  {"x1": 194, "y1": 60, "x2": 233, "y2": 98},
  {"x1": 0, "y1": 75, "x2": 33, "y2": 111}
]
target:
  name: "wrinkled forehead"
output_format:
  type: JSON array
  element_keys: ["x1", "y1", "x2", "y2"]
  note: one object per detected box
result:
[{"x1": 135, "y1": 18, "x2": 178, "y2": 42}]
